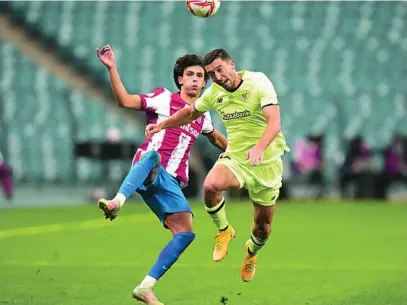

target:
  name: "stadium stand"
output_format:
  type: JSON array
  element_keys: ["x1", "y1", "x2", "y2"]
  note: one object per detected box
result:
[
  {"x1": 0, "y1": 1, "x2": 405, "y2": 186},
  {"x1": 0, "y1": 37, "x2": 142, "y2": 183}
]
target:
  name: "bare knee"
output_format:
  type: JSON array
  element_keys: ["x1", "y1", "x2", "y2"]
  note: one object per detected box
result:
[
  {"x1": 203, "y1": 178, "x2": 225, "y2": 208},
  {"x1": 253, "y1": 221, "x2": 272, "y2": 240},
  {"x1": 165, "y1": 212, "x2": 193, "y2": 235},
  {"x1": 203, "y1": 165, "x2": 240, "y2": 207},
  {"x1": 203, "y1": 178, "x2": 223, "y2": 195},
  {"x1": 203, "y1": 164, "x2": 241, "y2": 195}
]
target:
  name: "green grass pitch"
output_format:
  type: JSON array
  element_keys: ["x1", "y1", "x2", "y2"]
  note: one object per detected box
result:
[{"x1": 0, "y1": 200, "x2": 406, "y2": 305}]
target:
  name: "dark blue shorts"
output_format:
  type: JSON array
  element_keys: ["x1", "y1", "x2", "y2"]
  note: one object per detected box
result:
[{"x1": 136, "y1": 165, "x2": 193, "y2": 228}]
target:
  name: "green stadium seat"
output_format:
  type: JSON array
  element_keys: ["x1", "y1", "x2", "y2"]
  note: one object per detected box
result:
[
  {"x1": 0, "y1": 38, "x2": 143, "y2": 183},
  {"x1": 2, "y1": 2, "x2": 406, "y2": 183}
]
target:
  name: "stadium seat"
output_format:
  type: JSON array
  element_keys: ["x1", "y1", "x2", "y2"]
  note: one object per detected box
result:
[
  {"x1": 0, "y1": 38, "x2": 143, "y2": 183},
  {"x1": 2, "y1": 2, "x2": 406, "y2": 183}
]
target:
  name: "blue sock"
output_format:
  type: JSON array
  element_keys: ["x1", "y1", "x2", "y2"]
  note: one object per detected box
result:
[
  {"x1": 118, "y1": 151, "x2": 160, "y2": 198},
  {"x1": 148, "y1": 232, "x2": 195, "y2": 280}
]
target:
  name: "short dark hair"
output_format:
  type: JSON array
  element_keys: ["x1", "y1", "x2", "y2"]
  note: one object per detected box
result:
[
  {"x1": 173, "y1": 54, "x2": 209, "y2": 90},
  {"x1": 203, "y1": 48, "x2": 232, "y2": 66}
]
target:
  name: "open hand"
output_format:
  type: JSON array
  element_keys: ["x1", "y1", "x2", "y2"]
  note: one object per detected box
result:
[
  {"x1": 246, "y1": 145, "x2": 265, "y2": 166},
  {"x1": 96, "y1": 45, "x2": 116, "y2": 69}
]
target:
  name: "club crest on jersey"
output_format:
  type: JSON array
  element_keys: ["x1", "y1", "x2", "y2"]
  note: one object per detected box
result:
[
  {"x1": 240, "y1": 90, "x2": 249, "y2": 100},
  {"x1": 217, "y1": 97, "x2": 223, "y2": 104}
]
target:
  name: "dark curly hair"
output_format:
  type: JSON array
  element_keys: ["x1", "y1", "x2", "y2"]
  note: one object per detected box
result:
[
  {"x1": 203, "y1": 48, "x2": 232, "y2": 66},
  {"x1": 173, "y1": 54, "x2": 209, "y2": 90}
]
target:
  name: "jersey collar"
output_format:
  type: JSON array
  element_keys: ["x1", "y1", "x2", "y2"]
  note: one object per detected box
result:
[
  {"x1": 223, "y1": 70, "x2": 246, "y2": 93},
  {"x1": 173, "y1": 91, "x2": 191, "y2": 106}
]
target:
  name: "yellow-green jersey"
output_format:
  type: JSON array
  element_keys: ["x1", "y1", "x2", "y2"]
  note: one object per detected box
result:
[{"x1": 194, "y1": 70, "x2": 289, "y2": 166}]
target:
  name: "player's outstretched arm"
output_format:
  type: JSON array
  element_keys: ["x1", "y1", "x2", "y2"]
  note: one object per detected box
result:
[
  {"x1": 96, "y1": 45, "x2": 142, "y2": 110},
  {"x1": 204, "y1": 129, "x2": 228, "y2": 152},
  {"x1": 145, "y1": 107, "x2": 202, "y2": 139}
]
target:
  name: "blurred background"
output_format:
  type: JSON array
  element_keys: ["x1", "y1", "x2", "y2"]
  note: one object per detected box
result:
[{"x1": 0, "y1": 1, "x2": 406, "y2": 207}]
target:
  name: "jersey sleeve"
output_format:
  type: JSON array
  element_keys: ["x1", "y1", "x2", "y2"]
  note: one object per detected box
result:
[
  {"x1": 139, "y1": 87, "x2": 171, "y2": 113},
  {"x1": 257, "y1": 73, "x2": 279, "y2": 108},
  {"x1": 194, "y1": 86, "x2": 214, "y2": 113},
  {"x1": 201, "y1": 112, "x2": 215, "y2": 134}
]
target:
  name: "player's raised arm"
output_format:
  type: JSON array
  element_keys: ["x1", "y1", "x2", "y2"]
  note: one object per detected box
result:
[
  {"x1": 145, "y1": 106, "x2": 203, "y2": 139},
  {"x1": 96, "y1": 45, "x2": 142, "y2": 110},
  {"x1": 146, "y1": 86, "x2": 215, "y2": 139}
]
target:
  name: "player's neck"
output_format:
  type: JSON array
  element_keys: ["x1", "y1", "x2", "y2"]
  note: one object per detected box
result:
[
  {"x1": 232, "y1": 72, "x2": 242, "y2": 88},
  {"x1": 179, "y1": 91, "x2": 197, "y2": 105},
  {"x1": 224, "y1": 72, "x2": 243, "y2": 92}
]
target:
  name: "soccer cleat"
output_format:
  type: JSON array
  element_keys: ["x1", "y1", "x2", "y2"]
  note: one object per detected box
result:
[
  {"x1": 132, "y1": 286, "x2": 164, "y2": 305},
  {"x1": 97, "y1": 198, "x2": 120, "y2": 221},
  {"x1": 213, "y1": 225, "x2": 236, "y2": 262},
  {"x1": 241, "y1": 240, "x2": 257, "y2": 282}
]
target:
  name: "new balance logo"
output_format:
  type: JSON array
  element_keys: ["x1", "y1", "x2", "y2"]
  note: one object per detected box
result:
[{"x1": 219, "y1": 154, "x2": 231, "y2": 160}]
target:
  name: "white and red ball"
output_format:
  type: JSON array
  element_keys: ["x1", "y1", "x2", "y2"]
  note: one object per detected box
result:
[{"x1": 186, "y1": 0, "x2": 221, "y2": 18}]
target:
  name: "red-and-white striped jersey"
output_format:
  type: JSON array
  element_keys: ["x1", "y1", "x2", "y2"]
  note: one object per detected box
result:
[{"x1": 132, "y1": 87, "x2": 214, "y2": 187}]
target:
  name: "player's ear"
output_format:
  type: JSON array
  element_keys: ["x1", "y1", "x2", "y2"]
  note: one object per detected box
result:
[
  {"x1": 230, "y1": 60, "x2": 236, "y2": 70},
  {"x1": 177, "y1": 76, "x2": 184, "y2": 86}
]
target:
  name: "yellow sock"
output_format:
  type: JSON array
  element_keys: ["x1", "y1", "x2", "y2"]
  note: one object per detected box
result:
[
  {"x1": 205, "y1": 197, "x2": 228, "y2": 231},
  {"x1": 248, "y1": 232, "x2": 267, "y2": 255}
]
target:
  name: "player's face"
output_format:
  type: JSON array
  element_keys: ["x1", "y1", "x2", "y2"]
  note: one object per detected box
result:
[
  {"x1": 205, "y1": 58, "x2": 236, "y2": 90},
  {"x1": 178, "y1": 66, "x2": 206, "y2": 97}
]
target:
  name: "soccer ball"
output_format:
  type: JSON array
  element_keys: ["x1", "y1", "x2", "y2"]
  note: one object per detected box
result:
[{"x1": 186, "y1": 0, "x2": 221, "y2": 18}]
